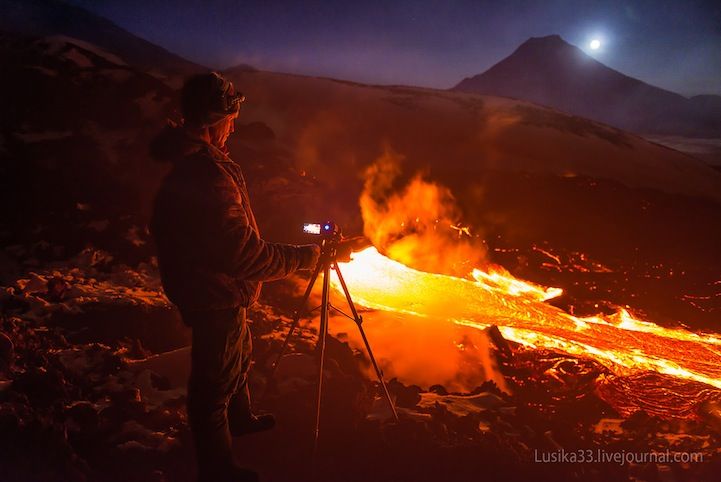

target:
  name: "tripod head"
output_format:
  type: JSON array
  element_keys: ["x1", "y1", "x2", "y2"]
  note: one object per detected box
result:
[
  {"x1": 303, "y1": 221, "x2": 341, "y2": 240},
  {"x1": 302, "y1": 221, "x2": 371, "y2": 266},
  {"x1": 303, "y1": 221, "x2": 343, "y2": 265}
]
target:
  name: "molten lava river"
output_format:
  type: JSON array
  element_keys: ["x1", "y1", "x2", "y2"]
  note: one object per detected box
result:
[{"x1": 331, "y1": 247, "x2": 721, "y2": 418}]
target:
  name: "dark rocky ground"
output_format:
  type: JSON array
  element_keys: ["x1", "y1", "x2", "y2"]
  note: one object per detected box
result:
[{"x1": 1, "y1": 235, "x2": 720, "y2": 482}]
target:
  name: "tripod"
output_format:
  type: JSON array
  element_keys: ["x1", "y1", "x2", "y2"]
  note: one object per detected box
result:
[{"x1": 271, "y1": 238, "x2": 399, "y2": 453}]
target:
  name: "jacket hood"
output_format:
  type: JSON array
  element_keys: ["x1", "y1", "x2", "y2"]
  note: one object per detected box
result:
[{"x1": 149, "y1": 124, "x2": 207, "y2": 163}]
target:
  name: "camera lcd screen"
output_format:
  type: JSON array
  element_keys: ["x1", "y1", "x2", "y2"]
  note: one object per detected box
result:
[{"x1": 303, "y1": 223, "x2": 322, "y2": 235}]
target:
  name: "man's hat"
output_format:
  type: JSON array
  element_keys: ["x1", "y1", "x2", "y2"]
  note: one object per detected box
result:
[{"x1": 180, "y1": 72, "x2": 245, "y2": 128}]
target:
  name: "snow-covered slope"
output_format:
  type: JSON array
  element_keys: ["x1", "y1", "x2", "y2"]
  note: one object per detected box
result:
[{"x1": 225, "y1": 69, "x2": 721, "y2": 202}]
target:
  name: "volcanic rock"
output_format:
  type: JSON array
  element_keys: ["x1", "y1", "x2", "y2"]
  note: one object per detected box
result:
[
  {"x1": 13, "y1": 366, "x2": 67, "y2": 407},
  {"x1": 698, "y1": 399, "x2": 721, "y2": 434},
  {"x1": 46, "y1": 274, "x2": 70, "y2": 302},
  {"x1": 0, "y1": 332, "x2": 14, "y2": 368},
  {"x1": 418, "y1": 391, "x2": 506, "y2": 416},
  {"x1": 485, "y1": 325, "x2": 511, "y2": 358},
  {"x1": 388, "y1": 379, "x2": 422, "y2": 408},
  {"x1": 65, "y1": 400, "x2": 100, "y2": 434}
]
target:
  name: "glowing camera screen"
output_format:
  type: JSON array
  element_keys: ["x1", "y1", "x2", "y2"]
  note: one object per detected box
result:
[
  {"x1": 303, "y1": 222, "x2": 339, "y2": 237},
  {"x1": 303, "y1": 223, "x2": 322, "y2": 235}
]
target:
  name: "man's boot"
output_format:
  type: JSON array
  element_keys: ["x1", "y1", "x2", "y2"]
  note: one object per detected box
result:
[
  {"x1": 194, "y1": 426, "x2": 259, "y2": 482},
  {"x1": 197, "y1": 460, "x2": 259, "y2": 482},
  {"x1": 228, "y1": 384, "x2": 276, "y2": 436},
  {"x1": 229, "y1": 412, "x2": 276, "y2": 436}
]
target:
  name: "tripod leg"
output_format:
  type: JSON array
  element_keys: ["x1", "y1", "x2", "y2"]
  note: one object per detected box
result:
[
  {"x1": 270, "y1": 263, "x2": 322, "y2": 376},
  {"x1": 333, "y1": 264, "x2": 399, "y2": 422},
  {"x1": 314, "y1": 264, "x2": 331, "y2": 456}
]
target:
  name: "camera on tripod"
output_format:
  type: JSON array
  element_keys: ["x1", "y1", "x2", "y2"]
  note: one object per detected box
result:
[
  {"x1": 303, "y1": 221, "x2": 341, "y2": 240},
  {"x1": 272, "y1": 222, "x2": 398, "y2": 452}
]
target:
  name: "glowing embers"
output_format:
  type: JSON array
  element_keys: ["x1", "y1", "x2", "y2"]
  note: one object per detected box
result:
[{"x1": 332, "y1": 247, "x2": 721, "y2": 390}]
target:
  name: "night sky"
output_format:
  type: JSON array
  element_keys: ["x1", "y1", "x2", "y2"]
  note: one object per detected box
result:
[{"x1": 69, "y1": 0, "x2": 721, "y2": 96}]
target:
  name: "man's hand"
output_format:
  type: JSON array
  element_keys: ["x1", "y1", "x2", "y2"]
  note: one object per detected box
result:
[
  {"x1": 335, "y1": 236, "x2": 371, "y2": 262},
  {"x1": 298, "y1": 244, "x2": 321, "y2": 271}
]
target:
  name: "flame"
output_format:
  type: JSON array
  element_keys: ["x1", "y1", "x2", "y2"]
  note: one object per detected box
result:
[
  {"x1": 331, "y1": 247, "x2": 721, "y2": 390},
  {"x1": 332, "y1": 151, "x2": 721, "y2": 408},
  {"x1": 359, "y1": 148, "x2": 487, "y2": 277}
]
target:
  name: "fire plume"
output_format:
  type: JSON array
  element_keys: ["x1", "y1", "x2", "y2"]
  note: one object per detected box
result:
[{"x1": 342, "y1": 153, "x2": 721, "y2": 415}]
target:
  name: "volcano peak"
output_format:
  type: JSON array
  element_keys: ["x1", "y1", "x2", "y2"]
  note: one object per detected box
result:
[
  {"x1": 520, "y1": 34, "x2": 569, "y2": 47},
  {"x1": 452, "y1": 34, "x2": 719, "y2": 136}
]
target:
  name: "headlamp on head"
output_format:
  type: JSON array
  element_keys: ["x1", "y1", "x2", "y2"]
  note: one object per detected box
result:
[
  {"x1": 218, "y1": 75, "x2": 245, "y2": 115},
  {"x1": 180, "y1": 72, "x2": 246, "y2": 128}
]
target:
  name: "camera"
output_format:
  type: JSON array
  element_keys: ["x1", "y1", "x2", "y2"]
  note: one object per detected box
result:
[{"x1": 303, "y1": 221, "x2": 341, "y2": 239}]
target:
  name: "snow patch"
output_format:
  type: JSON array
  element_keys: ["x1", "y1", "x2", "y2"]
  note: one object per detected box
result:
[
  {"x1": 417, "y1": 391, "x2": 506, "y2": 416},
  {"x1": 63, "y1": 47, "x2": 93, "y2": 68},
  {"x1": 42, "y1": 35, "x2": 127, "y2": 66}
]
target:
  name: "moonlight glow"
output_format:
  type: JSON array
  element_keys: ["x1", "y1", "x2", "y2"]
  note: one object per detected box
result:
[{"x1": 590, "y1": 39, "x2": 601, "y2": 50}]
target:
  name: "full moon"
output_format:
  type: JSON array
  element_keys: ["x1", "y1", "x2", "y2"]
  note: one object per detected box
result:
[{"x1": 590, "y1": 39, "x2": 601, "y2": 50}]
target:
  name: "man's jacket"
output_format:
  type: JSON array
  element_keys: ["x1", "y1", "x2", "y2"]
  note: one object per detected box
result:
[{"x1": 150, "y1": 126, "x2": 314, "y2": 312}]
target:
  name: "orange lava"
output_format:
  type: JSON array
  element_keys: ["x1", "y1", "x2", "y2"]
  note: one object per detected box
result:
[{"x1": 332, "y1": 247, "x2": 721, "y2": 390}]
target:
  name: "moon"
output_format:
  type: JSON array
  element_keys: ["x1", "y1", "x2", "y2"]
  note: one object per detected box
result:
[{"x1": 590, "y1": 39, "x2": 601, "y2": 50}]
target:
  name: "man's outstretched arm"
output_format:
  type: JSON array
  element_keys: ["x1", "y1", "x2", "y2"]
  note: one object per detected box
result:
[{"x1": 210, "y1": 168, "x2": 319, "y2": 282}]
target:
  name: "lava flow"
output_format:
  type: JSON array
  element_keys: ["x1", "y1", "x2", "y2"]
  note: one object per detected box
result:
[{"x1": 332, "y1": 248, "x2": 721, "y2": 394}]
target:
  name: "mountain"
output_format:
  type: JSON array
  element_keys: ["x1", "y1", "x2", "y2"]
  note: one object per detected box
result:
[
  {"x1": 2, "y1": 7, "x2": 721, "y2": 318},
  {"x1": 0, "y1": 0, "x2": 207, "y2": 77},
  {"x1": 453, "y1": 35, "x2": 721, "y2": 137}
]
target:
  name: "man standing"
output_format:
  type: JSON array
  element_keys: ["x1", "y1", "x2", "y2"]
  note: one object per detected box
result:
[{"x1": 150, "y1": 72, "x2": 320, "y2": 482}]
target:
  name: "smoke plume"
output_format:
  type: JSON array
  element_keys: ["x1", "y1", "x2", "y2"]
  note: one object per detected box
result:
[{"x1": 359, "y1": 147, "x2": 487, "y2": 277}]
